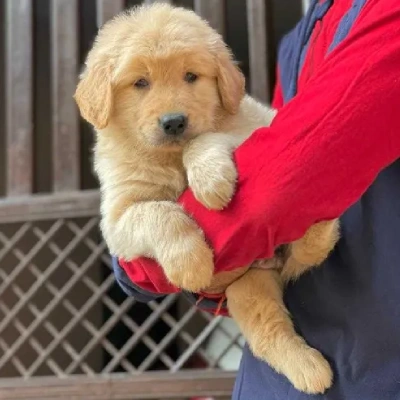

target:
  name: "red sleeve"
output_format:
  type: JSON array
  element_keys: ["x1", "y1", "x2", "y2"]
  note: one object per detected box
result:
[
  {"x1": 271, "y1": 66, "x2": 284, "y2": 110},
  {"x1": 125, "y1": 4, "x2": 400, "y2": 280}
]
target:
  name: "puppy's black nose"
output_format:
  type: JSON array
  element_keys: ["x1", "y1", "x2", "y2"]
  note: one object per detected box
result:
[{"x1": 159, "y1": 113, "x2": 188, "y2": 136}]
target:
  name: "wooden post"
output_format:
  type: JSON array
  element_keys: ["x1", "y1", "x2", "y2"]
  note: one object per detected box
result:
[
  {"x1": 50, "y1": 0, "x2": 80, "y2": 192},
  {"x1": 143, "y1": 0, "x2": 172, "y2": 4},
  {"x1": 247, "y1": 0, "x2": 275, "y2": 103},
  {"x1": 194, "y1": 0, "x2": 226, "y2": 36},
  {"x1": 5, "y1": 0, "x2": 33, "y2": 196},
  {"x1": 96, "y1": 0, "x2": 125, "y2": 28}
]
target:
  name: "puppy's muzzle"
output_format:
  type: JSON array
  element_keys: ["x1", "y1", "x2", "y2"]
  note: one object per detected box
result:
[{"x1": 159, "y1": 113, "x2": 188, "y2": 136}]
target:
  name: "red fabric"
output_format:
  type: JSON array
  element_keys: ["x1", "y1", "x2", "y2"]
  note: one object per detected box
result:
[
  {"x1": 118, "y1": 258, "x2": 179, "y2": 293},
  {"x1": 120, "y1": 0, "x2": 400, "y2": 295},
  {"x1": 271, "y1": 67, "x2": 283, "y2": 110},
  {"x1": 196, "y1": 292, "x2": 229, "y2": 316}
]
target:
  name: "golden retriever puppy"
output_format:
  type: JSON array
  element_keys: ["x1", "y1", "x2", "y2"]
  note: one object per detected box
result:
[{"x1": 74, "y1": 4, "x2": 339, "y2": 394}]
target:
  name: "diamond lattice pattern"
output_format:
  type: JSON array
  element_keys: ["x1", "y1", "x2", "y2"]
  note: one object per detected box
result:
[{"x1": 0, "y1": 218, "x2": 243, "y2": 378}]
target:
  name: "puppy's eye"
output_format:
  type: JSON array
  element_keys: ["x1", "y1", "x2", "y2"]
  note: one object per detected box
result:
[
  {"x1": 134, "y1": 78, "x2": 149, "y2": 88},
  {"x1": 184, "y1": 72, "x2": 198, "y2": 83}
]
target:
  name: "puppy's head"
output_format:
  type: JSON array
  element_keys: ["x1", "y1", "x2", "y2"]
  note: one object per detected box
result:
[{"x1": 74, "y1": 4, "x2": 245, "y2": 150}]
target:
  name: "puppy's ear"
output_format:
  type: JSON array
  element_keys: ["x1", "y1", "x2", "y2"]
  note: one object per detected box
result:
[
  {"x1": 216, "y1": 53, "x2": 245, "y2": 115},
  {"x1": 74, "y1": 63, "x2": 113, "y2": 129}
]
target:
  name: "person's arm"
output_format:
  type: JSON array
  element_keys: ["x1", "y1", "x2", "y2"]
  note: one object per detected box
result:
[
  {"x1": 123, "y1": 4, "x2": 400, "y2": 282},
  {"x1": 271, "y1": 67, "x2": 284, "y2": 110}
]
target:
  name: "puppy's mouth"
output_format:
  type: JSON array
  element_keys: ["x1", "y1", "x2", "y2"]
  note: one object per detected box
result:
[
  {"x1": 148, "y1": 125, "x2": 198, "y2": 149},
  {"x1": 159, "y1": 135, "x2": 186, "y2": 147},
  {"x1": 158, "y1": 133, "x2": 193, "y2": 148}
]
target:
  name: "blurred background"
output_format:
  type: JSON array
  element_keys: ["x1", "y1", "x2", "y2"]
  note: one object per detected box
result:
[{"x1": 0, "y1": 1, "x2": 307, "y2": 399}]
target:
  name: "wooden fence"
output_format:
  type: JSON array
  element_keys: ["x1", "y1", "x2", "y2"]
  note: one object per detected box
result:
[{"x1": 0, "y1": 0, "x2": 304, "y2": 398}]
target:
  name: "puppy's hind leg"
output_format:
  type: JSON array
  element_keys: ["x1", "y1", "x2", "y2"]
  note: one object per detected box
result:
[
  {"x1": 281, "y1": 219, "x2": 339, "y2": 282},
  {"x1": 226, "y1": 268, "x2": 333, "y2": 394}
]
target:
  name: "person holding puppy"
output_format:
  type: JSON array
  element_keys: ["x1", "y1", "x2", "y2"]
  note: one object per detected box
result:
[{"x1": 117, "y1": 0, "x2": 400, "y2": 398}]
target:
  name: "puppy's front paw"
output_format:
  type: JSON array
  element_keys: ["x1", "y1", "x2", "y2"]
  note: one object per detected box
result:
[
  {"x1": 161, "y1": 234, "x2": 214, "y2": 292},
  {"x1": 187, "y1": 155, "x2": 237, "y2": 210},
  {"x1": 156, "y1": 213, "x2": 214, "y2": 292}
]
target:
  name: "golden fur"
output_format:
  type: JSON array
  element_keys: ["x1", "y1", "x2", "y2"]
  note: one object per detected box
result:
[{"x1": 75, "y1": 4, "x2": 339, "y2": 394}]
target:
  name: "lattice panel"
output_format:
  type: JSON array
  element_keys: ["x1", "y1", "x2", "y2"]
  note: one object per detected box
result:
[{"x1": 0, "y1": 218, "x2": 243, "y2": 378}]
